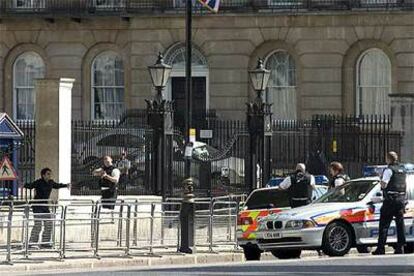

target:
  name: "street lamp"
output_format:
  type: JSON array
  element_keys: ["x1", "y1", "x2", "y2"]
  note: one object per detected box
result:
[
  {"x1": 248, "y1": 58, "x2": 271, "y2": 102},
  {"x1": 146, "y1": 53, "x2": 173, "y2": 198},
  {"x1": 148, "y1": 52, "x2": 172, "y2": 101},
  {"x1": 246, "y1": 58, "x2": 272, "y2": 192}
]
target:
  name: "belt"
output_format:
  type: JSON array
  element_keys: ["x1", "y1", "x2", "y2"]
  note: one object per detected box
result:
[
  {"x1": 292, "y1": 197, "x2": 309, "y2": 201},
  {"x1": 386, "y1": 191, "x2": 405, "y2": 195}
]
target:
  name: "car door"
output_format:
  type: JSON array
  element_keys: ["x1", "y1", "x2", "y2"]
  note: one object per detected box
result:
[{"x1": 404, "y1": 175, "x2": 414, "y2": 241}]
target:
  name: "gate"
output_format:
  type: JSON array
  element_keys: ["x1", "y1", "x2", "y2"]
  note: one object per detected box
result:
[{"x1": 71, "y1": 110, "x2": 153, "y2": 196}]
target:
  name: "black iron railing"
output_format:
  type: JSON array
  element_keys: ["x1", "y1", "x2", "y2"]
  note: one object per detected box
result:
[{"x1": 0, "y1": 0, "x2": 411, "y2": 17}]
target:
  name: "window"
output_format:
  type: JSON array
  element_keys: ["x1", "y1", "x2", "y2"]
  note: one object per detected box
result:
[
  {"x1": 92, "y1": 51, "x2": 125, "y2": 120},
  {"x1": 316, "y1": 181, "x2": 378, "y2": 203},
  {"x1": 93, "y1": 0, "x2": 125, "y2": 8},
  {"x1": 265, "y1": 51, "x2": 297, "y2": 120},
  {"x1": 356, "y1": 49, "x2": 391, "y2": 116},
  {"x1": 13, "y1": 52, "x2": 45, "y2": 120},
  {"x1": 245, "y1": 189, "x2": 290, "y2": 210},
  {"x1": 13, "y1": 0, "x2": 45, "y2": 9}
]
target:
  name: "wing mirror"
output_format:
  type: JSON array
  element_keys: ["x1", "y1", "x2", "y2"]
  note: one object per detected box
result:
[{"x1": 370, "y1": 191, "x2": 383, "y2": 204}]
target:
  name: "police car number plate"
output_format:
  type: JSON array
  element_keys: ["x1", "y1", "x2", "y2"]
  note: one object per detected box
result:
[{"x1": 264, "y1": 232, "x2": 282, "y2": 239}]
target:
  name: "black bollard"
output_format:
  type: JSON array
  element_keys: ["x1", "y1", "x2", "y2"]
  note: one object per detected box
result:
[{"x1": 179, "y1": 178, "x2": 195, "y2": 253}]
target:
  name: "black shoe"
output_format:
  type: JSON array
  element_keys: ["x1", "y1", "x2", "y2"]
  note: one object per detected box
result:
[
  {"x1": 394, "y1": 247, "x2": 404, "y2": 254},
  {"x1": 372, "y1": 249, "x2": 385, "y2": 255}
]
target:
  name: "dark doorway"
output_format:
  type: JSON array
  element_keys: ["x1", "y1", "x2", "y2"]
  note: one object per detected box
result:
[{"x1": 171, "y1": 77, "x2": 207, "y2": 132}]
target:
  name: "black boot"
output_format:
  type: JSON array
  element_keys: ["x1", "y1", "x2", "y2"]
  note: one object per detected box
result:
[
  {"x1": 372, "y1": 248, "x2": 385, "y2": 255},
  {"x1": 394, "y1": 246, "x2": 404, "y2": 255}
]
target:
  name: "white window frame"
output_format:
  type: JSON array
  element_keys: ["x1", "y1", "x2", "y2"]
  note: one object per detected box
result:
[
  {"x1": 13, "y1": 51, "x2": 45, "y2": 121},
  {"x1": 264, "y1": 49, "x2": 297, "y2": 120},
  {"x1": 91, "y1": 51, "x2": 125, "y2": 120},
  {"x1": 355, "y1": 48, "x2": 392, "y2": 116}
]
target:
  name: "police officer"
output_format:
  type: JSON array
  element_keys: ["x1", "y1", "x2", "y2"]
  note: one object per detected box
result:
[
  {"x1": 328, "y1": 161, "x2": 350, "y2": 190},
  {"x1": 92, "y1": 155, "x2": 120, "y2": 210},
  {"x1": 279, "y1": 163, "x2": 316, "y2": 208},
  {"x1": 373, "y1": 151, "x2": 407, "y2": 255}
]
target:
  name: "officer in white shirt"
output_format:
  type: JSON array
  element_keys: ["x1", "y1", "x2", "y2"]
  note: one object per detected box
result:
[{"x1": 279, "y1": 163, "x2": 316, "y2": 208}]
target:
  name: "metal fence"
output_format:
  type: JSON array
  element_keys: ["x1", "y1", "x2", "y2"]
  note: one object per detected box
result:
[
  {"x1": 11, "y1": 113, "x2": 402, "y2": 199},
  {"x1": 0, "y1": 0, "x2": 411, "y2": 16},
  {"x1": 271, "y1": 115, "x2": 403, "y2": 178},
  {"x1": 0, "y1": 195, "x2": 244, "y2": 263}
]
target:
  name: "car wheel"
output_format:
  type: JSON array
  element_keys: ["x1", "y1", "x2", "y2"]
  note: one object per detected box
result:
[
  {"x1": 271, "y1": 249, "x2": 302, "y2": 259},
  {"x1": 322, "y1": 221, "x2": 353, "y2": 256},
  {"x1": 356, "y1": 245, "x2": 371, "y2": 254},
  {"x1": 405, "y1": 242, "x2": 414, "y2": 254},
  {"x1": 243, "y1": 246, "x2": 261, "y2": 261}
]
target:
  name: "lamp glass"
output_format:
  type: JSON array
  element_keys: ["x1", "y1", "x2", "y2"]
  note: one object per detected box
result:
[{"x1": 249, "y1": 61, "x2": 271, "y2": 91}]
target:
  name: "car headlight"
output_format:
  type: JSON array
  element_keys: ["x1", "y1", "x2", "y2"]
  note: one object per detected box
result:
[{"x1": 285, "y1": 220, "x2": 316, "y2": 229}]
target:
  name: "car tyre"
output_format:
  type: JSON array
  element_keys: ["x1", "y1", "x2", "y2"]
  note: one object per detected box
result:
[
  {"x1": 243, "y1": 246, "x2": 261, "y2": 261},
  {"x1": 322, "y1": 221, "x2": 353, "y2": 257},
  {"x1": 405, "y1": 242, "x2": 414, "y2": 254},
  {"x1": 271, "y1": 249, "x2": 302, "y2": 259},
  {"x1": 356, "y1": 245, "x2": 371, "y2": 254}
]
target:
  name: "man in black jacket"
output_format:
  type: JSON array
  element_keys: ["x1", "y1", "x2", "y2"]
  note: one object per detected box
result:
[{"x1": 24, "y1": 168, "x2": 70, "y2": 248}]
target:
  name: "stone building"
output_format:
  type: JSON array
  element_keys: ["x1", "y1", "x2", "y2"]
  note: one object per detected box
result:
[{"x1": 0, "y1": 1, "x2": 413, "y2": 123}]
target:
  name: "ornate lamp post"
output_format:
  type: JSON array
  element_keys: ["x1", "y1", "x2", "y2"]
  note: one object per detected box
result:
[
  {"x1": 246, "y1": 58, "x2": 273, "y2": 192},
  {"x1": 148, "y1": 53, "x2": 172, "y2": 102},
  {"x1": 146, "y1": 53, "x2": 173, "y2": 198}
]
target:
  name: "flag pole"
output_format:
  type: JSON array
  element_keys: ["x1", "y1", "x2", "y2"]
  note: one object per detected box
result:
[{"x1": 185, "y1": 0, "x2": 192, "y2": 178}]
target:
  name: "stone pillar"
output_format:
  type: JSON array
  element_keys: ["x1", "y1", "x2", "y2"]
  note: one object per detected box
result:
[
  {"x1": 390, "y1": 94, "x2": 414, "y2": 163},
  {"x1": 35, "y1": 78, "x2": 75, "y2": 201}
]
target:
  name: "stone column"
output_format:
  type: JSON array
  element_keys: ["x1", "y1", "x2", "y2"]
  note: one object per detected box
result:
[
  {"x1": 390, "y1": 94, "x2": 414, "y2": 163},
  {"x1": 35, "y1": 78, "x2": 75, "y2": 201}
]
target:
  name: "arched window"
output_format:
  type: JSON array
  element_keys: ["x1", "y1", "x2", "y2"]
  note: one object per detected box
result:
[
  {"x1": 92, "y1": 51, "x2": 125, "y2": 120},
  {"x1": 265, "y1": 51, "x2": 297, "y2": 120},
  {"x1": 356, "y1": 48, "x2": 391, "y2": 115},
  {"x1": 13, "y1": 52, "x2": 45, "y2": 120}
]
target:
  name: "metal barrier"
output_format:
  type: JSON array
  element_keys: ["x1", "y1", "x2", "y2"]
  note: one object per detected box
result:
[
  {"x1": 0, "y1": 196, "x2": 244, "y2": 263},
  {"x1": 94, "y1": 201, "x2": 131, "y2": 258},
  {"x1": 0, "y1": 203, "x2": 12, "y2": 264},
  {"x1": 128, "y1": 201, "x2": 182, "y2": 256},
  {"x1": 61, "y1": 201, "x2": 97, "y2": 258},
  {"x1": 208, "y1": 200, "x2": 240, "y2": 253}
]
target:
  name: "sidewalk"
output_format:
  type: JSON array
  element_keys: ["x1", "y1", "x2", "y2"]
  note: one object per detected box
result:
[{"x1": 0, "y1": 249, "x2": 325, "y2": 274}]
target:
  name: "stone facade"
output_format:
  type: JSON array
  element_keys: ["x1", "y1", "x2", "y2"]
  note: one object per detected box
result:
[{"x1": 0, "y1": 11, "x2": 413, "y2": 120}]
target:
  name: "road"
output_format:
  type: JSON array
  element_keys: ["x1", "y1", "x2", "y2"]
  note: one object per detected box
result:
[{"x1": 27, "y1": 254, "x2": 414, "y2": 276}]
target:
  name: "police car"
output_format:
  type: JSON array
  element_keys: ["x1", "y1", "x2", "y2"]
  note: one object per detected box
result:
[
  {"x1": 237, "y1": 176, "x2": 328, "y2": 260},
  {"x1": 254, "y1": 165, "x2": 414, "y2": 260}
]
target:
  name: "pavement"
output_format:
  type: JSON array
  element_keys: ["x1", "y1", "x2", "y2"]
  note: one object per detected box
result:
[
  {"x1": 0, "y1": 247, "x2": 324, "y2": 275},
  {"x1": 6, "y1": 253, "x2": 414, "y2": 276}
]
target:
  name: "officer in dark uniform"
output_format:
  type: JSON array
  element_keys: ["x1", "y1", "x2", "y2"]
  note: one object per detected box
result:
[
  {"x1": 279, "y1": 163, "x2": 316, "y2": 208},
  {"x1": 373, "y1": 151, "x2": 407, "y2": 255},
  {"x1": 93, "y1": 155, "x2": 120, "y2": 210},
  {"x1": 24, "y1": 168, "x2": 70, "y2": 248},
  {"x1": 328, "y1": 161, "x2": 350, "y2": 190}
]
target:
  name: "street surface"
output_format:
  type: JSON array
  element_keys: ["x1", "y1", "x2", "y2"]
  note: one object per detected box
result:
[{"x1": 24, "y1": 254, "x2": 414, "y2": 276}]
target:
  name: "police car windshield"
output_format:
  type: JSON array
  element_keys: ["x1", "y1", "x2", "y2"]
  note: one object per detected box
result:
[
  {"x1": 315, "y1": 180, "x2": 378, "y2": 203},
  {"x1": 245, "y1": 189, "x2": 290, "y2": 210}
]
